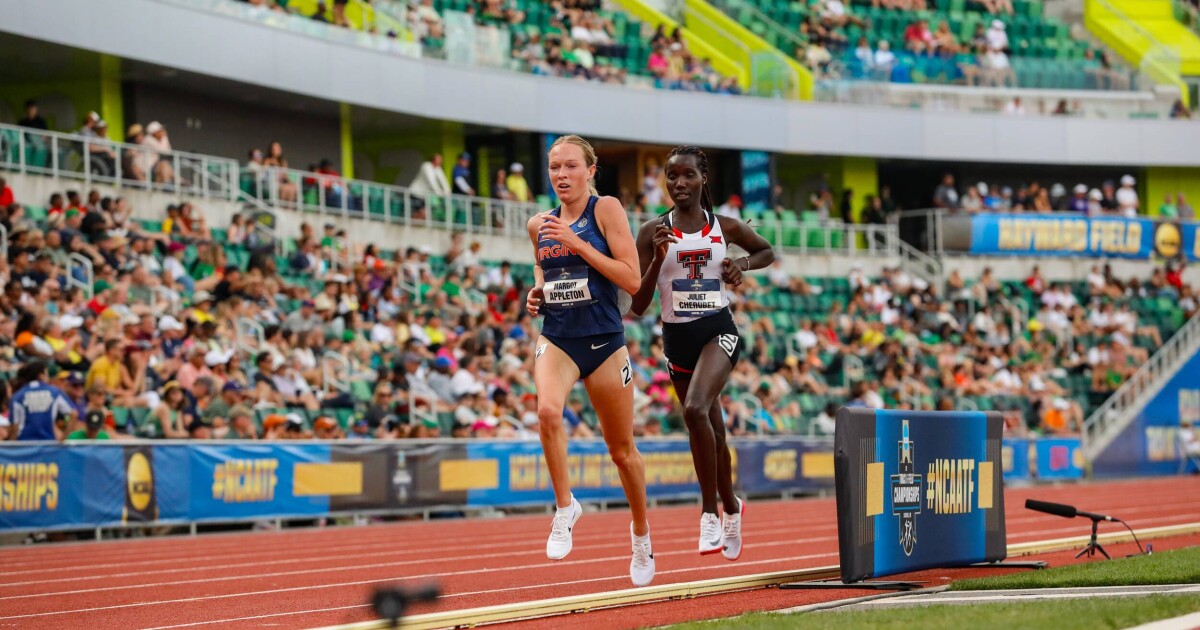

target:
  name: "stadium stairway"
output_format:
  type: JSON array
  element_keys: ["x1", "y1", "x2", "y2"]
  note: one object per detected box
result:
[
  {"x1": 1085, "y1": 0, "x2": 1194, "y2": 103},
  {"x1": 1084, "y1": 310, "x2": 1200, "y2": 462}
]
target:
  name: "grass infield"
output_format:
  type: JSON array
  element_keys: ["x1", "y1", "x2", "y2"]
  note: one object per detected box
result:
[
  {"x1": 952, "y1": 545, "x2": 1200, "y2": 591},
  {"x1": 670, "y1": 546, "x2": 1200, "y2": 629},
  {"x1": 670, "y1": 595, "x2": 1200, "y2": 630}
]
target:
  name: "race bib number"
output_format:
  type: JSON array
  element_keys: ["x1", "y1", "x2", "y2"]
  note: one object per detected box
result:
[
  {"x1": 544, "y1": 267, "x2": 595, "y2": 309},
  {"x1": 672, "y1": 279, "x2": 722, "y2": 317}
]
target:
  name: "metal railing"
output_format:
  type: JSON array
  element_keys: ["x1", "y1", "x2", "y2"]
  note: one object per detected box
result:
[
  {"x1": 67, "y1": 253, "x2": 94, "y2": 299},
  {"x1": 234, "y1": 317, "x2": 265, "y2": 359},
  {"x1": 0, "y1": 122, "x2": 240, "y2": 201},
  {"x1": 247, "y1": 166, "x2": 543, "y2": 239},
  {"x1": 737, "y1": 393, "x2": 766, "y2": 436},
  {"x1": 1083, "y1": 310, "x2": 1200, "y2": 460},
  {"x1": 322, "y1": 350, "x2": 351, "y2": 395},
  {"x1": 896, "y1": 237, "x2": 944, "y2": 292},
  {"x1": 682, "y1": 0, "x2": 799, "y2": 99},
  {"x1": 408, "y1": 379, "x2": 440, "y2": 433}
]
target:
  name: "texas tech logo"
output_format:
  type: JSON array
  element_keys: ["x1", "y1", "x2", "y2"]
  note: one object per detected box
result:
[
  {"x1": 677, "y1": 249, "x2": 711, "y2": 279},
  {"x1": 890, "y1": 420, "x2": 922, "y2": 556}
]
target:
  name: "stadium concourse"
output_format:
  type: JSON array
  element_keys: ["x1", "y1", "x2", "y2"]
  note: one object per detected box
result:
[
  {"x1": 1, "y1": 162, "x2": 1194, "y2": 443},
  {"x1": 0, "y1": 477, "x2": 1196, "y2": 628}
]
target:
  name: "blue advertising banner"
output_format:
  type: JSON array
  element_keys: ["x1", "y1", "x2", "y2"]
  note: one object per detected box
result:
[
  {"x1": 0, "y1": 446, "x2": 124, "y2": 531},
  {"x1": 0, "y1": 438, "x2": 836, "y2": 532},
  {"x1": 463, "y1": 438, "x2": 835, "y2": 507},
  {"x1": 1001, "y1": 438, "x2": 1030, "y2": 482},
  {"x1": 740, "y1": 151, "x2": 772, "y2": 211},
  {"x1": 187, "y1": 444, "x2": 332, "y2": 520},
  {"x1": 968, "y1": 213, "x2": 1199, "y2": 261},
  {"x1": 835, "y1": 409, "x2": 1006, "y2": 582},
  {"x1": 1094, "y1": 349, "x2": 1200, "y2": 476}
]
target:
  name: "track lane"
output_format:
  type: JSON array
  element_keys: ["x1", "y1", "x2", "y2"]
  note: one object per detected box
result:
[{"x1": 0, "y1": 477, "x2": 1193, "y2": 629}]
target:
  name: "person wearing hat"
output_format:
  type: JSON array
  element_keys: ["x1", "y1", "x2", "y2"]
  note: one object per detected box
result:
[
  {"x1": 506, "y1": 162, "x2": 531, "y2": 202},
  {"x1": 280, "y1": 413, "x2": 308, "y2": 440},
  {"x1": 123, "y1": 123, "x2": 151, "y2": 182},
  {"x1": 141, "y1": 120, "x2": 175, "y2": 184},
  {"x1": 452, "y1": 152, "x2": 474, "y2": 196},
  {"x1": 347, "y1": 418, "x2": 374, "y2": 440},
  {"x1": 201, "y1": 377, "x2": 245, "y2": 428},
  {"x1": 66, "y1": 410, "x2": 112, "y2": 441},
  {"x1": 187, "y1": 417, "x2": 214, "y2": 439},
  {"x1": 313, "y1": 415, "x2": 343, "y2": 440},
  {"x1": 1117, "y1": 174, "x2": 1139, "y2": 217},
  {"x1": 147, "y1": 381, "x2": 189, "y2": 438},
  {"x1": 284, "y1": 298, "x2": 323, "y2": 334},
  {"x1": 88, "y1": 118, "x2": 118, "y2": 176},
  {"x1": 224, "y1": 406, "x2": 258, "y2": 440}
]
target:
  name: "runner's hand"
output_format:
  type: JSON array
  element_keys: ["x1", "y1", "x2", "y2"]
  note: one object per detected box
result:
[
  {"x1": 538, "y1": 215, "x2": 585, "y2": 250},
  {"x1": 652, "y1": 224, "x2": 676, "y2": 262},
  {"x1": 527, "y1": 285, "x2": 545, "y2": 317},
  {"x1": 721, "y1": 258, "x2": 744, "y2": 286}
]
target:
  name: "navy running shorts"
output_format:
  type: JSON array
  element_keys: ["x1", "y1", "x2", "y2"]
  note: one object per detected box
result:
[{"x1": 541, "y1": 331, "x2": 626, "y2": 380}]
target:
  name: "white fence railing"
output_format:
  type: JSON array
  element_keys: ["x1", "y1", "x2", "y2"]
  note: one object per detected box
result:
[
  {"x1": 0, "y1": 122, "x2": 239, "y2": 201},
  {"x1": 1083, "y1": 310, "x2": 1200, "y2": 460}
]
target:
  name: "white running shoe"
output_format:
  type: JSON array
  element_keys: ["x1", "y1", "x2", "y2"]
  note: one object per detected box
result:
[
  {"x1": 722, "y1": 497, "x2": 745, "y2": 561},
  {"x1": 630, "y1": 523, "x2": 655, "y2": 587},
  {"x1": 698, "y1": 512, "x2": 723, "y2": 555},
  {"x1": 546, "y1": 496, "x2": 582, "y2": 560}
]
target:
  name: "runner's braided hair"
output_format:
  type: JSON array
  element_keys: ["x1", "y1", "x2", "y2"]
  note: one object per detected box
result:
[{"x1": 667, "y1": 145, "x2": 715, "y2": 213}]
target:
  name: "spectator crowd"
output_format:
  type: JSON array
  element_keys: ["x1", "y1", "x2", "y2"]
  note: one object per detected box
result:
[
  {"x1": 1, "y1": 165, "x2": 1192, "y2": 444},
  {"x1": 930, "y1": 172, "x2": 1195, "y2": 219}
]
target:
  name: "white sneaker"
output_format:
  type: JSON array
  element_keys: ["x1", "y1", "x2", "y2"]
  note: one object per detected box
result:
[
  {"x1": 630, "y1": 522, "x2": 655, "y2": 587},
  {"x1": 546, "y1": 496, "x2": 582, "y2": 560},
  {"x1": 722, "y1": 497, "x2": 745, "y2": 561},
  {"x1": 698, "y1": 512, "x2": 723, "y2": 555}
]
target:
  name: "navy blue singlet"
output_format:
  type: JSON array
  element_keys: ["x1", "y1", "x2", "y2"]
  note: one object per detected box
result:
[{"x1": 536, "y1": 196, "x2": 624, "y2": 339}]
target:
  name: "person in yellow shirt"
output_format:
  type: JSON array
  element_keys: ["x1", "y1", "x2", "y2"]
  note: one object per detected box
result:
[
  {"x1": 86, "y1": 339, "x2": 125, "y2": 391},
  {"x1": 506, "y1": 162, "x2": 531, "y2": 203}
]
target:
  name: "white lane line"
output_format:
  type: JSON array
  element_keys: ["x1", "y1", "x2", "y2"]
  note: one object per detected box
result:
[
  {"x1": 0, "y1": 516, "x2": 836, "y2": 584},
  {"x1": 140, "y1": 551, "x2": 843, "y2": 630},
  {"x1": 0, "y1": 509, "x2": 838, "y2": 573},
  {"x1": 4, "y1": 511, "x2": 1196, "y2": 603},
  {"x1": 0, "y1": 549, "x2": 840, "y2": 622},
  {"x1": 4, "y1": 487, "x2": 1194, "y2": 572},
  {"x1": 4, "y1": 481, "x2": 1193, "y2": 567},
  {"x1": 0, "y1": 532, "x2": 839, "y2": 601}
]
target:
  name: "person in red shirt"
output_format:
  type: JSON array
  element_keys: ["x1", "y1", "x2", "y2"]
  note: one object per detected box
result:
[
  {"x1": 903, "y1": 19, "x2": 934, "y2": 55},
  {"x1": 0, "y1": 177, "x2": 13, "y2": 208}
]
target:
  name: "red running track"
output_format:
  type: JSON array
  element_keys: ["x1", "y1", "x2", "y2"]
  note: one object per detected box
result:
[{"x1": 0, "y1": 477, "x2": 1196, "y2": 629}]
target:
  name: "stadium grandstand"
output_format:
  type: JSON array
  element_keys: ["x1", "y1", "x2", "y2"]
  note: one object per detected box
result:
[{"x1": 1, "y1": 0, "x2": 1200, "y2": 627}]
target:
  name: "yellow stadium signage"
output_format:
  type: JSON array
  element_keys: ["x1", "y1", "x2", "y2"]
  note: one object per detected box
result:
[{"x1": 0, "y1": 463, "x2": 59, "y2": 513}]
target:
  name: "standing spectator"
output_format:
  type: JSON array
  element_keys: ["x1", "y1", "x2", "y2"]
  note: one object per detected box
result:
[
  {"x1": 1116, "y1": 175, "x2": 1139, "y2": 216},
  {"x1": 18, "y1": 99, "x2": 48, "y2": 130},
  {"x1": 986, "y1": 20, "x2": 1009, "y2": 52},
  {"x1": 263, "y1": 141, "x2": 299, "y2": 204},
  {"x1": 4, "y1": 362, "x2": 75, "y2": 441},
  {"x1": 1068, "y1": 184, "x2": 1089, "y2": 213},
  {"x1": 506, "y1": 163, "x2": 531, "y2": 202},
  {"x1": 452, "y1": 152, "x2": 475, "y2": 196},
  {"x1": 1159, "y1": 194, "x2": 1179, "y2": 218},
  {"x1": 410, "y1": 153, "x2": 451, "y2": 216},
  {"x1": 1177, "y1": 194, "x2": 1194, "y2": 220},
  {"x1": 933, "y1": 173, "x2": 959, "y2": 210},
  {"x1": 493, "y1": 168, "x2": 513, "y2": 201},
  {"x1": 642, "y1": 164, "x2": 663, "y2": 207}
]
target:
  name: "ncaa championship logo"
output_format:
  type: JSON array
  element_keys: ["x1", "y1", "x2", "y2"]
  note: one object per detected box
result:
[
  {"x1": 123, "y1": 447, "x2": 158, "y2": 523},
  {"x1": 891, "y1": 420, "x2": 922, "y2": 556}
]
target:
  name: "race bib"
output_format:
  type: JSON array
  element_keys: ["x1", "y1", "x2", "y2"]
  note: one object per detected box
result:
[
  {"x1": 672, "y1": 279, "x2": 722, "y2": 317},
  {"x1": 544, "y1": 266, "x2": 595, "y2": 309}
]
